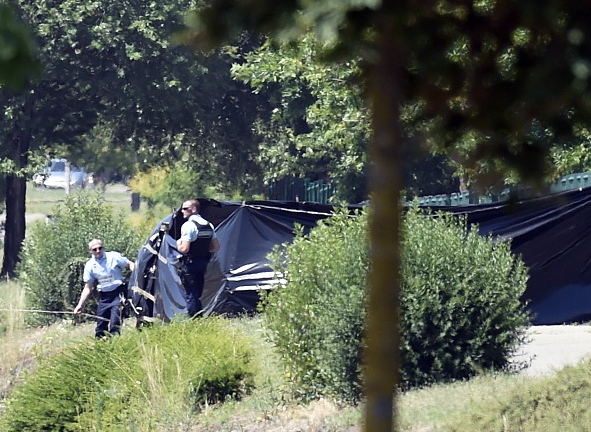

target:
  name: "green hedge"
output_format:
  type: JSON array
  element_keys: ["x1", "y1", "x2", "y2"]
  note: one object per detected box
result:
[
  {"x1": 400, "y1": 207, "x2": 531, "y2": 388},
  {"x1": 262, "y1": 207, "x2": 531, "y2": 401},
  {"x1": 262, "y1": 209, "x2": 368, "y2": 403}
]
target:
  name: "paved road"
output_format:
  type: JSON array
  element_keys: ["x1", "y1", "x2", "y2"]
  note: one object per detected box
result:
[{"x1": 512, "y1": 325, "x2": 591, "y2": 376}]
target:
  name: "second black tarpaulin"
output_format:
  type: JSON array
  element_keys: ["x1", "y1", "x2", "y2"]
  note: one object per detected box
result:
[{"x1": 129, "y1": 190, "x2": 591, "y2": 326}]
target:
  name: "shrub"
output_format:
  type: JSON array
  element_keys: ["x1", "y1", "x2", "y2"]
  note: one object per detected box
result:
[
  {"x1": 262, "y1": 206, "x2": 531, "y2": 401},
  {"x1": 262, "y1": 209, "x2": 368, "y2": 403},
  {"x1": 0, "y1": 317, "x2": 256, "y2": 432},
  {"x1": 16, "y1": 192, "x2": 142, "y2": 325},
  {"x1": 128, "y1": 164, "x2": 202, "y2": 208},
  {"x1": 400, "y1": 207, "x2": 531, "y2": 388}
]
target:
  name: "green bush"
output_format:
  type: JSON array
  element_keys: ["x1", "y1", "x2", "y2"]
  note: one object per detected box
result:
[
  {"x1": 262, "y1": 207, "x2": 531, "y2": 401},
  {"x1": 17, "y1": 192, "x2": 142, "y2": 325},
  {"x1": 0, "y1": 317, "x2": 256, "y2": 432},
  {"x1": 400, "y1": 207, "x2": 531, "y2": 388},
  {"x1": 262, "y1": 209, "x2": 368, "y2": 403}
]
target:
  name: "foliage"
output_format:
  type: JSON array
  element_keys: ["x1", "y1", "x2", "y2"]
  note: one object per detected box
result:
[
  {"x1": 128, "y1": 165, "x2": 170, "y2": 207},
  {"x1": 16, "y1": 192, "x2": 142, "y2": 326},
  {"x1": 0, "y1": 4, "x2": 40, "y2": 90},
  {"x1": 129, "y1": 163, "x2": 205, "y2": 208},
  {"x1": 233, "y1": 34, "x2": 459, "y2": 202},
  {"x1": 0, "y1": 0, "x2": 271, "y2": 276},
  {"x1": 400, "y1": 207, "x2": 531, "y2": 388},
  {"x1": 126, "y1": 204, "x2": 173, "y2": 242},
  {"x1": 550, "y1": 126, "x2": 591, "y2": 179},
  {"x1": 182, "y1": 0, "x2": 591, "y2": 196},
  {"x1": 262, "y1": 210, "x2": 368, "y2": 403},
  {"x1": 232, "y1": 35, "x2": 371, "y2": 203},
  {"x1": 128, "y1": 160, "x2": 268, "y2": 208},
  {"x1": 262, "y1": 207, "x2": 531, "y2": 401},
  {"x1": 0, "y1": 317, "x2": 256, "y2": 432}
]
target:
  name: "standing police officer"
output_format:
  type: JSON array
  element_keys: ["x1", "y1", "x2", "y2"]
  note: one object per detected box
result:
[
  {"x1": 74, "y1": 238, "x2": 135, "y2": 338},
  {"x1": 176, "y1": 199, "x2": 220, "y2": 317}
]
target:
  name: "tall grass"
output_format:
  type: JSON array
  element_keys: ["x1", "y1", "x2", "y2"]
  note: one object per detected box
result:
[
  {"x1": 0, "y1": 280, "x2": 25, "y2": 335},
  {"x1": 0, "y1": 279, "x2": 523, "y2": 432},
  {"x1": 0, "y1": 281, "x2": 94, "y2": 408},
  {"x1": 0, "y1": 280, "x2": 28, "y2": 400},
  {"x1": 4, "y1": 275, "x2": 591, "y2": 432}
]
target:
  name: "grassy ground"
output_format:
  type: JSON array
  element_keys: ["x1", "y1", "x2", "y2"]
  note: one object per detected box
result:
[
  {"x1": 26, "y1": 182, "x2": 135, "y2": 216},
  {"x1": 23, "y1": 181, "x2": 171, "y2": 241},
  {"x1": 3, "y1": 184, "x2": 590, "y2": 430},
  {"x1": 4, "y1": 275, "x2": 591, "y2": 431}
]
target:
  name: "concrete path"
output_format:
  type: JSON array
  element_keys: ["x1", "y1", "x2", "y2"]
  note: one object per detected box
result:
[{"x1": 513, "y1": 325, "x2": 591, "y2": 376}]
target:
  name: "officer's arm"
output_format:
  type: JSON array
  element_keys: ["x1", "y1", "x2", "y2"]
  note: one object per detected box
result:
[
  {"x1": 210, "y1": 237, "x2": 220, "y2": 253},
  {"x1": 177, "y1": 239, "x2": 190, "y2": 254},
  {"x1": 74, "y1": 282, "x2": 93, "y2": 313}
]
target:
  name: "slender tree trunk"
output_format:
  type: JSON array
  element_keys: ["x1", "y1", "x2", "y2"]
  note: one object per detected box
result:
[
  {"x1": 1, "y1": 132, "x2": 29, "y2": 277},
  {"x1": 364, "y1": 4, "x2": 403, "y2": 431}
]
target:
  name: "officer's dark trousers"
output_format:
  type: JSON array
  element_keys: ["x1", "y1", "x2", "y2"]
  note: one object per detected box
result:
[
  {"x1": 182, "y1": 258, "x2": 209, "y2": 317},
  {"x1": 95, "y1": 285, "x2": 125, "y2": 338}
]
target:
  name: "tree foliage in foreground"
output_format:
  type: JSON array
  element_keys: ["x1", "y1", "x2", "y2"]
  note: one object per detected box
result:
[
  {"x1": 263, "y1": 209, "x2": 530, "y2": 401},
  {"x1": 181, "y1": 3, "x2": 591, "y2": 429},
  {"x1": 183, "y1": 1, "x2": 591, "y2": 188},
  {"x1": 0, "y1": 0, "x2": 270, "y2": 277},
  {"x1": 0, "y1": 4, "x2": 40, "y2": 90}
]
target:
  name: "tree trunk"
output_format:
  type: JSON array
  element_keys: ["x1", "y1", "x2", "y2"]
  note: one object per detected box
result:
[
  {"x1": 1, "y1": 133, "x2": 29, "y2": 278},
  {"x1": 364, "y1": 4, "x2": 403, "y2": 432}
]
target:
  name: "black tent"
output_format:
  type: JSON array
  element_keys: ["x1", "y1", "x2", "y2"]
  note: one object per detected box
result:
[
  {"x1": 432, "y1": 187, "x2": 591, "y2": 325},
  {"x1": 128, "y1": 190, "x2": 591, "y2": 326},
  {"x1": 127, "y1": 200, "x2": 358, "y2": 324}
]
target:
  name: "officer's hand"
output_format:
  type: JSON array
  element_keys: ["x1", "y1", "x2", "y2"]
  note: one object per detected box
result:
[{"x1": 74, "y1": 305, "x2": 83, "y2": 314}]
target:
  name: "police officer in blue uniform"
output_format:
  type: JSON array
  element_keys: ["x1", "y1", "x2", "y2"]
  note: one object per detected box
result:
[
  {"x1": 176, "y1": 199, "x2": 220, "y2": 317},
  {"x1": 74, "y1": 238, "x2": 135, "y2": 338}
]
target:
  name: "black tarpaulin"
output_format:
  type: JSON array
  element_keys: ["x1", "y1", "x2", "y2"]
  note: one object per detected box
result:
[
  {"x1": 201, "y1": 204, "x2": 339, "y2": 315},
  {"x1": 129, "y1": 191, "x2": 591, "y2": 326},
  {"x1": 425, "y1": 187, "x2": 591, "y2": 325},
  {"x1": 128, "y1": 200, "x2": 345, "y2": 323}
]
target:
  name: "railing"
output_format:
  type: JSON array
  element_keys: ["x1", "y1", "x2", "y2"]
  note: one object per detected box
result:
[
  {"x1": 413, "y1": 171, "x2": 591, "y2": 206},
  {"x1": 267, "y1": 178, "x2": 336, "y2": 203},
  {"x1": 267, "y1": 171, "x2": 591, "y2": 206}
]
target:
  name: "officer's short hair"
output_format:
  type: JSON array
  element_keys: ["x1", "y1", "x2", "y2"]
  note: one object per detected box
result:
[{"x1": 187, "y1": 199, "x2": 200, "y2": 212}]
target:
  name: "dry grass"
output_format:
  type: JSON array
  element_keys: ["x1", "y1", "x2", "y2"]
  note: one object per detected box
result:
[
  {"x1": 0, "y1": 281, "x2": 576, "y2": 432},
  {"x1": 0, "y1": 281, "x2": 94, "y2": 407},
  {"x1": 0, "y1": 281, "x2": 543, "y2": 432},
  {"x1": 194, "y1": 398, "x2": 362, "y2": 432}
]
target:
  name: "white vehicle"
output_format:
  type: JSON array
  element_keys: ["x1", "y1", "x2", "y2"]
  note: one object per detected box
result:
[{"x1": 41, "y1": 159, "x2": 89, "y2": 189}]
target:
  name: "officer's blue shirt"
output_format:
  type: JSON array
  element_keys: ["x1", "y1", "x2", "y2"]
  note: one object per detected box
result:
[
  {"x1": 180, "y1": 214, "x2": 217, "y2": 243},
  {"x1": 83, "y1": 251, "x2": 129, "y2": 292}
]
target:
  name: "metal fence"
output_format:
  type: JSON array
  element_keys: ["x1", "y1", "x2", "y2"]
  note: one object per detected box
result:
[
  {"x1": 267, "y1": 171, "x2": 591, "y2": 206},
  {"x1": 267, "y1": 178, "x2": 336, "y2": 203},
  {"x1": 414, "y1": 171, "x2": 591, "y2": 206}
]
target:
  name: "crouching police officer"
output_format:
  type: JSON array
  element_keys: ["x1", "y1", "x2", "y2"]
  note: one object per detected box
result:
[
  {"x1": 74, "y1": 238, "x2": 135, "y2": 338},
  {"x1": 176, "y1": 199, "x2": 220, "y2": 317}
]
